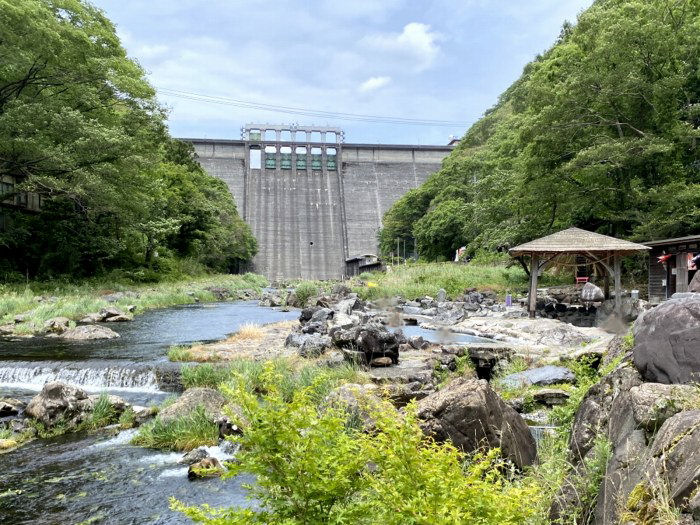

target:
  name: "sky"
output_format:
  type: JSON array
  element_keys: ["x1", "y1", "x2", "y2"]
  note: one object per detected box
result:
[{"x1": 92, "y1": 0, "x2": 593, "y2": 145}]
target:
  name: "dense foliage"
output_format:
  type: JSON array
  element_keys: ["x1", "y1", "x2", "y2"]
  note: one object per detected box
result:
[
  {"x1": 172, "y1": 365, "x2": 537, "y2": 524},
  {"x1": 380, "y1": 0, "x2": 700, "y2": 260},
  {"x1": 0, "y1": 0, "x2": 256, "y2": 280}
]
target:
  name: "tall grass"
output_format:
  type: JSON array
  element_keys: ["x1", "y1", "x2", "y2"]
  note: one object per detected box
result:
[
  {"x1": 0, "y1": 273, "x2": 268, "y2": 334},
  {"x1": 353, "y1": 262, "x2": 569, "y2": 301},
  {"x1": 181, "y1": 358, "x2": 366, "y2": 403},
  {"x1": 131, "y1": 406, "x2": 219, "y2": 451}
]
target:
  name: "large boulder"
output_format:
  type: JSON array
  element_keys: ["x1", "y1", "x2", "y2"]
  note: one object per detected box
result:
[
  {"x1": 631, "y1": 295, "x2": 700, "y2": 384},
  {"x1": 689, "y1": 272, "x2": 700, "y2": 293},
  {"x1": 43, "y1": 317, "x2": 71, "y2": 334},
  {"x1": 25, "y1": 382, "x2": 94, "y2": 428},
  {"x1": 331, "y1": 323, "x2": 400, "y2": 366},
  {"x1": 157, "y1": 388, "x2": 227, "y2": 424},
  {"x1": 416, "y1": 377, "x2": 536, "y2": 469}
]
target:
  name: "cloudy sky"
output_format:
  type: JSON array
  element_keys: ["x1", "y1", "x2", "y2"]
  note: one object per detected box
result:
[{"x1": 93, "y1": 0, "x2": 593, "y2": 145}]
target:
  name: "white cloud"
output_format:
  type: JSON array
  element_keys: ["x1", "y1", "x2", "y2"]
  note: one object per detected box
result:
[
  {"x1": 359, "y1": 76, "x2": 391, "y2": 92},
  {"x1": 363, "y1": 23, "x2": 441, "y2": 71}
]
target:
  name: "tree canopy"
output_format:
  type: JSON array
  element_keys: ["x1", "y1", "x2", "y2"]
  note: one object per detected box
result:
[
  {"x1": 0, "y1": 0, "x2": 256, "y2": 279},
  {"x1": 380, "y1": 0, "x2": 700, "y2": 261}
]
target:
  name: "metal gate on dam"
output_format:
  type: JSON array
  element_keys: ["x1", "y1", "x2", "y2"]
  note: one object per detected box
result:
[{"x1": 185, "y1": 124, "x2": 453, "y2": 280}]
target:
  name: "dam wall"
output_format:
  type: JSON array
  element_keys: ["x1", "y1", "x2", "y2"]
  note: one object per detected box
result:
[{"x1": 187, "y1": 126, "x2": 451, "y2": 280}]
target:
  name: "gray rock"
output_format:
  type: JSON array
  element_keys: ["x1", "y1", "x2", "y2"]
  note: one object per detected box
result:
[
  {"x1": 690, "y1": 272, "x2": 700, "y2": 293},
  {"x1": 51, "y1": 325, "x2": 120, "y2": 340},
  {"x1": 79, "y1": 312, "x2": 104, "y2": 323},
  {"x1": 334, "y1": 297, "x2": 358, "y2": 315},
  {"x1": 44, "y1": 317, "x2": 71, "y2": 333},
  {"x1": 632, "y1": 294, "x2": 700, "y2": 384},
  {"x1": 104, "y1": 314, "x2": 132, "y2": 322},
  {"x1": 402, "y1": 306, "x2": 424, "y2": 316},
  {"x1": 532, "y1": 388, "x2": 570, "y2": 406},
  {"x1": 99, "y1": 306, "x2": 124, "y2": 319},
  {"x1": 179, "y1": 447, "x2": 209, "y2": 465},
  {"x1": 581, "y1": 282, "x2": 605, "y2": 303},
  {"x1": 298, "y1": 334, "x2": 331, "y2": 358},
  {"x1": 436, "y1": 289, "x2": 447, "y2": 302},
  {"x1": 628, "y1": 383, "x2": 696, "y2": 431},
  {"x1": 157, "y1": 388, "x2": 227, "y2": 424},
  {"x1": 310, "y1": 307, "x2": 334, "y2": 323},
  {"x1": 416, "y1": 377, "x2": 536, "y2": 469},
  {"x1": 0, "y1": 398, "x2": 25, "y2": 417},
  {"x1": 500, "y1": 365, "x2": 575, "y2": 388}
]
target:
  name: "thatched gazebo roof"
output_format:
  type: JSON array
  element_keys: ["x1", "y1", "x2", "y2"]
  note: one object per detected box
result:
[
  {"x1": 508, "y1": 227, "x2": 650, "y2": 318},
  {"x1": 509, "y1": 227, "x2": 650, "y2": 256}
]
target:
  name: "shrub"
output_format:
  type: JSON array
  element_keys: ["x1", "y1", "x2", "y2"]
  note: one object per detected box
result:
[
  {"x1": 293, "y1": 281, "x2": 319, "y2": 306},
  {"x1": 84, "y1": 394, "x2": 119, "y2": 430},
  {"x1": 131, "y1": 405, "x2": 218, "y2": 451},
  {"x1": 172, "y1": 365, "x2": 537, "y2": 524}
]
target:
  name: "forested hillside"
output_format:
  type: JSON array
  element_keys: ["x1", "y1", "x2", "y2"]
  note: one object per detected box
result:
[
  {"x1": 380, "y1": 0, "x2": 700, "y2": 261},
  {"x1": 0, "y1": 0, "x2": 256, "y2": 280}
]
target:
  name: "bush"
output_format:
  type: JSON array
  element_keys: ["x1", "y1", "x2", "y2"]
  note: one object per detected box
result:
[
  {"x1": 172, "y1": 365, "x2": 537, "y2": 524},
  {"x1": 293, "y1": 281, "x2": 319, "y2": 306}
]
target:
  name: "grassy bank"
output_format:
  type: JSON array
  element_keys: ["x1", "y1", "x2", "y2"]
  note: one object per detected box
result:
[
  {"x1": 0, "y1": 273, "x2": 267, "y2": 335},
  {"x1": 353, "y1": 261, "x2": 569, "y2": 301}
]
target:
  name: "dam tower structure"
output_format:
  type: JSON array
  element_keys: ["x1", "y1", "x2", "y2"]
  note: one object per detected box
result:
[{"x1": 186, "y1": 124, "x2": 453, "y2": 280}]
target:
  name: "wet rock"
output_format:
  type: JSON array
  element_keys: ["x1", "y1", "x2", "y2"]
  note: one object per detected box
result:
[
  {"x1": 179, "y1": 447, "x2": 209, "y2": 465},
  {"x1": 188, "y1": 457, "x2": 224, "y2": 480},
  {"x1": 632, "y1": 294, "x2": 700, "y2": 384},
  {"x1": 500, "y1": 365, "x2": 575, "y2": 388},
  {"x1": 532, "y1": 388, "x2": 570, "y2": 406},
  {"x1": 0, "y1": 398, "x2": 25, "y2": 417},
  {"x1": 50, "y1": 325, "x2": 120, "y2": 340},
  {"x1": 44, "y1": 317, "x2": 71, "y2": 334},
  {"x1": 104, "y1": 314, "x2": 132, "y2": 322},
  {"x1": 157, "y1": 388, "x2": 227, "y2": 424},
  {"x1": 26, "y1": 382, "x2": 94, "y2": 428},
  {"x1": 416, "y1": 377, "x2": 536, "y2": 469}
]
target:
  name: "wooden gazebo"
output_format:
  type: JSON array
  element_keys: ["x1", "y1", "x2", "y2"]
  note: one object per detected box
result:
[{"x1": 509, "y1": 227, "x2": 650, "y2": 318}]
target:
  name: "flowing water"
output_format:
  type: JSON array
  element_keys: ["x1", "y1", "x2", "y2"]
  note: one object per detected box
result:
[{"x1": 0, "y1": 301, "x2": 297, "y2": 524}]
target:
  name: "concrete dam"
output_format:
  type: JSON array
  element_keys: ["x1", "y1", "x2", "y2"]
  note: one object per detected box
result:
[{"x1": 186, "y1": 124, "x2": 453, "y2": 280}]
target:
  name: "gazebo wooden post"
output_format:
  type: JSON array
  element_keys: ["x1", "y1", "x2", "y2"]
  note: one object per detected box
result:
[
  {"x1": 676, "y1": 253, "x2": 689, "y2": 293},
  {"x1": 613, "y1": 253, "x2": 621, "y2": 315},
  {"x1": 529, "y1": 253, "x2": 539, "y2": 318}
]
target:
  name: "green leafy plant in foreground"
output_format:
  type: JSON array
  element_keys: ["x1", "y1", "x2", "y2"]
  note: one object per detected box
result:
[{"x1": 172, "y1": 365, "x2": 537, "y2": 524}]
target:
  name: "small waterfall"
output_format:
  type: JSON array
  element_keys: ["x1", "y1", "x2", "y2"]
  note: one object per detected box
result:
[{"x1": 0, "y1": 361, "x2": 160, "y2": 392}]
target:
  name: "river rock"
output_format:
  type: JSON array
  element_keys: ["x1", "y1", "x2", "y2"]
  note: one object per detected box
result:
[
  {"x1": 157, "y1": 388, "x2": 227, "y2": 424},
  {"x1": 179, "y1": 447, "x2": 209, "y2": 465},
  {"x1": 25, "y1": 382, "x2": 94, "y2": 428},
  {"x1": 631, "y1": 294, "x2": 700, "y2": 384},
  {"x1": 51, "y1": 325, "x2": 120, "y2": 340},
  {"x1": 104, "y1": 313, "x2": 132, "y2": 322},
  {"x1": 44, "y1": 317, "x2": 71, "y2": 333},
  {"x1": 80, "y1": 312, "x2": 104, "y2": 323},
  {"x1": 500, "y1": 365, "x2": 575, "y2": 388},
  {"x1": 416, "y1": 377, "x2": 536, "y2": 469},
  {"x1": 188, "y1": 457, "x2": 224, "y2": 480},
  {"x1": 298, "y1": 334, "x2": 331, "y2": 358},
  {"x1": 0, "y1": 398, "x2": 25, "y2": 417}
]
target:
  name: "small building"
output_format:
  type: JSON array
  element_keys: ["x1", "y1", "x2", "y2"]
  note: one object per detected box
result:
[
  {"x1": 345, "y1": 254, "x2": 382, "y2": 277},
  {"x1": 509, "y1": 227, "x2": 650, "y2": 318},
  {"x1": 644, "y1": 235, "x2": 700, "y2": 303}
]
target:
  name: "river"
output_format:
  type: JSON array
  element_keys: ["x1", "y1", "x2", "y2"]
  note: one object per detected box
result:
[{"x1": 0, "y1": 301, "x2": 296, "y2": 524}]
